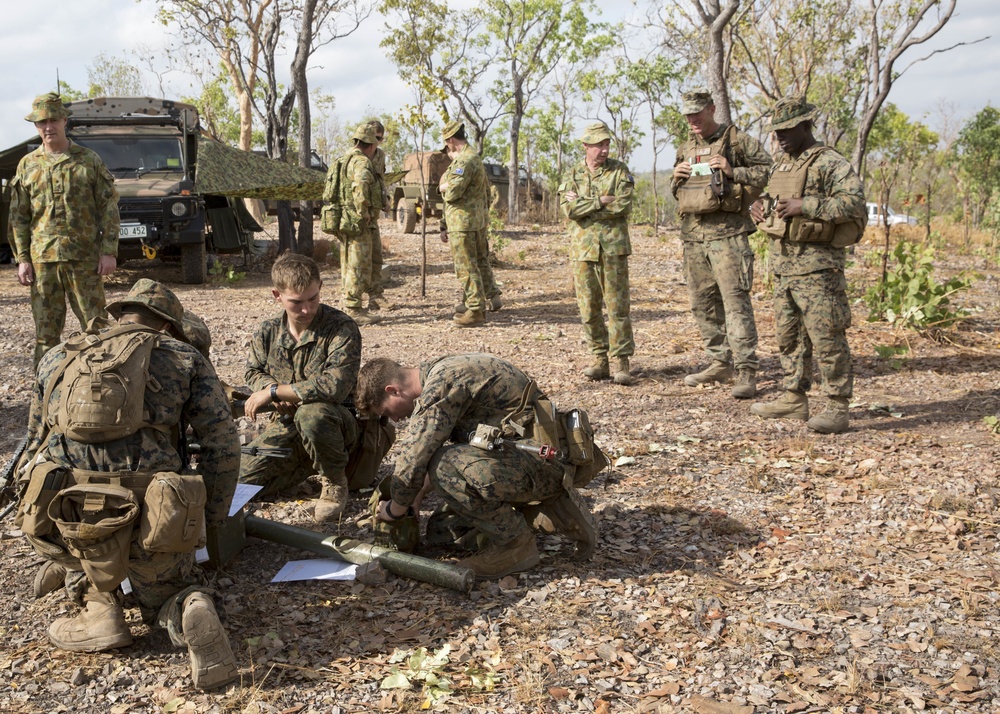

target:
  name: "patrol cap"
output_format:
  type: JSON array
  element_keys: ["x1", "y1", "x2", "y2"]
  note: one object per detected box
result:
[
  {"x1": 25, "y1": 92, "x2": 72, "y2": 122},
  {"x1": 106, "y1": 279, "x2": 186, "y2": 336},
  {"x1": 767, "y1": 95, "x2": 817, "y2": 131},
  {"x1": 579, "y1": 121, "x2": 612, "y2": 144},
  {"x1": 680, "y1": 88, "x2": 713, "y2": 115},
  {"x1": 352, "y1": 123, "x2": 379, "y2": 144}
]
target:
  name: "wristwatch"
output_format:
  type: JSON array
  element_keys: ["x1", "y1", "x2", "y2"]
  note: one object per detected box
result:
[{"x1": 270, "y1": 383, "x2": 279, "y2": 401}]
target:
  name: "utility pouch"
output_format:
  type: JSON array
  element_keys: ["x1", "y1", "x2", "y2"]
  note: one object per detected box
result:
[
  {"x1": 572, "y1": 444, "x2": 610, "y2": 488},
  {"x1": 563, "y1": 409, "x2": 595, "y2": 466},
  {"x1": 49, "y1": 484, "x2": 139, "y2": 592},
  {"x1": 346, "y1": 415, "x2": 396, "y2": 490},
  {"x1": 320, "y1": 204, "x2": 342, "y2": 236},
  {"x1": 677, "y1": 174, "x2": 721, "y2": 215},
  {"x1": 16, "y1": 461, "x2": 68, "y2": 537},
  {"x1": 789, "y1": 216, "x2": 835, "y2": 243},
  {"x1": 139, "y1": 472, "x2": 207, "y2": 553}
]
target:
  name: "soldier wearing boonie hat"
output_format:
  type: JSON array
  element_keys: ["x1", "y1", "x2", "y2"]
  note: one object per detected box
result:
[
  {"x1": 364, "y1": 120, "x2": 389, "y2": 311},
  {"x1": 748, "y1": 94, "x2": 866, "y2": 435},
  {"x1": 439, "y1": 118, "x2": 501, "y2": 327},
  {"x1": 10, "y1": 91, "x2": 121, "y2": 366},
  {"x1": 671, "y1": 84, "x2": 771, "y2": 400},
  {"x1": 560, "y1": 119, "x2": 636, "y2": 385}
]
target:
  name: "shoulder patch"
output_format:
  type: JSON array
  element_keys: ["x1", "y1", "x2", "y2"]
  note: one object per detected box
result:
[
  {"x1": 453, "y1": 167, "x2": 465, "y2": 176},
  {"x1": 625, "y1": 172, "x2": 635, "y2": 184}
]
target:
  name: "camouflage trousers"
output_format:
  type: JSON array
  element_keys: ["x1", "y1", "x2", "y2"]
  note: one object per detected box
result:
[
  {"x1": 340, "y1": 227, "x2": 377, "y2": 310},
  {"x1": 31, "y1": 260, "x2": 106, "y2": 367},
  {"x1": 682, "y1": 236, "x2": 759, "y2": 371},
  {"x1": 369, "y1": 225, "x2": 384, "y2": 299},
  {"x1": 773, "y1": 269, "x2": 853, "y2": 398},
  {"x1": 427, "y1": 443, "x2": 565, "y2": 546},
  {"x1": 240, "y1": 402, "x2": 360, "y2": 497},
  {"x1": 450, "y1": 229, "x2": 499, "y2": 312},
  {"x1": 572, "y1": 251, "x2": 634, "y2": 357}
]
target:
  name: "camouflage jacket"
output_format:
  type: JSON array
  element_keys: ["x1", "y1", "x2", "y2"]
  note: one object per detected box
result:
[
  {"x1": 390, "y1": 354, "x2": 543, "y2": 507},
  {"x1": 560, "y1": 157, "x2": 634, "y2": 260},
  {"x1": 343, "y1": 148, "x2": 380, "y2": 224},
  {"x1": 21, "y1": 331, "x2": 239, "y2": 527},
  {"x1": 10, "y1": 141, "x2": 120, "y2": 264},
  {"x1": 372, "y1": 146, "x2": 389, "y2": 209},
  {"x1": 245, "y1": 304, "x2": 361, "y2": 406},
  {"x1": 765, "y1": 142, "x2": 866, "y2": 276},
  {"x1": 670, "y1": 123, "x2": 772, "y2": 242},
  {"x1": 440, "y1": 144, "x2": 489, "y2": 233}
]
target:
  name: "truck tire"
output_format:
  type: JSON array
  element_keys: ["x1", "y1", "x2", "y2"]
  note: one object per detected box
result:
[
  {"x1": 398, "y1": 199, "x2": 418, "y2": 234},
  {"x1": 182, "y1": 241, "x2": 208, "y2": 284}
]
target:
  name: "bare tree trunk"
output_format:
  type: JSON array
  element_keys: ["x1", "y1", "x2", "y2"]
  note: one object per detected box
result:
[
  {"x1": 293, "y1": 0, "x2": 318, "y2": 257},
  {"x1": 695, "y1": 0, "x2": 740, "y2": 126},
  {"x1": 508, "y1": 71, "x2": 524, "y2": 225}
]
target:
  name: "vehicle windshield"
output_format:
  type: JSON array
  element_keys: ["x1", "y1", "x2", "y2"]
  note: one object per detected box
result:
[{"x1": 74, "y1": 136, "x2": 185, "y2": 176}]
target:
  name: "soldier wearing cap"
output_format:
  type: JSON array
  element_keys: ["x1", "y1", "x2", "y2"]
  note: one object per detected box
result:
[
  {"x1": 17, "y1": 279, "x2": 241, "y2": 689},
  {"x1": 560, "y1": 121, "x2": 636, "y2": 385},
  {"x1": 748, "y1": 96, "x2": 866, "y2": 434},
  {"x1": 439, "y1": 119, "x2": 501, "y2": 327},
  {"x1": 10, "y1": 92, "x2": 121, "y2": 367},
  {"x1": 671, "y1": 88, "x2": 772, "y2": 399},
  {"x1": 330, "y1": 123, "x2": 382, "y2": 325}
]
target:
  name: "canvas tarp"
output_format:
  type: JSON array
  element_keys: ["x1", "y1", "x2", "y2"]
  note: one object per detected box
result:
[{"x1": 194, "y1": 137, "x2": 328, "y2": 201}]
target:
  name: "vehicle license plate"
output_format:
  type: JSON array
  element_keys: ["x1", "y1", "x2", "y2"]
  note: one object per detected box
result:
[{"x1": 119, "y1": 224, "x2": 148, "y2": 239}]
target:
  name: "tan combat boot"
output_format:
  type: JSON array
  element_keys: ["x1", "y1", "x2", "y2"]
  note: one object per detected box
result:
[
  {"x1": 314, "y1": 475, "x2": 349, "y2": 522},
  {"x1": 34, "y1": 561, "x2": 67, "y2": 599},
  {"x1": 750, "y1": 391, "x2": 809, "y2": 421},
  {"x1": 48, "y1": 590, "x2": 133, "y2": 652},
  {"x1": 453, "y1": 309, "x2": 485, "y2": 327},
  {"x1": 583, "y1": 355, "x2": 610, "y2": 380},
  {"x1": 525, "y1": 487, "x2": 598, "y2": 560},
  {"x1": 684, "y1": 360, "x2": 733, "y2": 387},
  {"x1": 345, "y1": 307, "x2": 382, "y2": 325},
  {"x1": 613, "y1": 357, "x2": 633, "y2": 386},
  {"x1": 182, "y1": 592, "x2": 239, "y2": 690},
  {"x1": 731, "y1": 369, "x2": 757, "y2": 399},
  {"x1": 458, "y1": 531, "x2": 539, "y2": 579},
  {"x1": 807, "y1": 397, "x2": 850, "y2": 434}
]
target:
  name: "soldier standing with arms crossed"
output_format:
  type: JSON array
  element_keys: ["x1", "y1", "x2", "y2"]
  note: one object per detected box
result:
[
  {"x1": 561, "y1": 121, "x2": 636, "y2": 386},
  {"x1": 749, "y1": 96, "x2": 866, "y2": 433},
  {"x1": 10, "y1": 92, "x2": 120, "y2": 367},
  {"x1": 440, "y1": 120, "x2": 502, "y2": 327},
  {"x1": 671, "y1": 88, "x2": 771, "y2": 398}
]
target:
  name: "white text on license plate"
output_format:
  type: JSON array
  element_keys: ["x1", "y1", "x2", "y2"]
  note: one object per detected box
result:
[{"x1": 119, "y1": 224, "x2": 147, "y2": 239}]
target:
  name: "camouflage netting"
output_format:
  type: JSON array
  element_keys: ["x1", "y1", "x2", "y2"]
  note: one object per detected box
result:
[{"x1": 194, "y1": 138, "x2": 327, "y2": 201}]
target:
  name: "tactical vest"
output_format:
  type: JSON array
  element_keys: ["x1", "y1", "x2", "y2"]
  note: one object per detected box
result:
[
  {"x1": 676, "y1": 126, "x2": 758, "y2": 216},
  {"x1": 757, "y1": 146, "x2": 863, "y2": 248}
]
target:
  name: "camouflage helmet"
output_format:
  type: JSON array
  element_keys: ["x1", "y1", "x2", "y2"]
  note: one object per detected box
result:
[
  {"x1": 352, "y1": 123, "x2": 379, "y2": 144},
  {"x1": 767, "y1": 95, "x2": 817, "y2": 132},
  {"x1": 680, "y1": 88, "x2": 714, "y2": 115},
  {"x1": 25, "y1": 92, "x2": 72, "y2": 122},
  {"x1": 579, "y1": 121, "x2": 612, "y2": 144},
  {"x1": 106, "y1": 279, "x2": 186, "y2": 336}
]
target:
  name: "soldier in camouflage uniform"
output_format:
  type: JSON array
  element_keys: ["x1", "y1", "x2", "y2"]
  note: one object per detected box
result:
[
  {"x1": 560, "y1": 121, "x2": 635, "y2": 385},
  {"x1": 439, "y1": 120, "x2": 502, "y2": 327},
  {"x1": 335, "y1": 124, "x2": 382, "y2": 325},
  {"x1": 355, "y1": 354, "x2": 596, "y2": 579},
  {"x1": 18, "y1": 279, "x2": 240, "y2": 690},
  {"x1": 671, "y1": 89, "x2": 772, "y2": 398},
  {"x1": 365, "y1": 120, "x2": 388, "y2": 310},
  {"x1": 10, "y1": 93, "x2": 121, "y2": 367},
  {"x1": 239, "y1": 253, "x2": 362, "y2": 520},
  {"x1": 749, "y1": 96, "x2": 866, "y2": 434}
]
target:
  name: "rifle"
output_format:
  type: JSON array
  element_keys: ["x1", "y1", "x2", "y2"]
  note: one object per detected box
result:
[{"x1": 0, "y1": 435, "x2": 29, "y2": 520}]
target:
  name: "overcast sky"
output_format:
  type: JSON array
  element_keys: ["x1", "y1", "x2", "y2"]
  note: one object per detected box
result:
[{"x1": 1, "y1": 0, "x2": 997, "y2": 171}]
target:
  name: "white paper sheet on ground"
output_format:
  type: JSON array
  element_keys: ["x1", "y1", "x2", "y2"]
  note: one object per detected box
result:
[
  {"x1": 194, "y1": 483, "x2": 264, "y2": 563},
  {"x1": 271, "y1": 559, "x2": 358, "y2": 582}
]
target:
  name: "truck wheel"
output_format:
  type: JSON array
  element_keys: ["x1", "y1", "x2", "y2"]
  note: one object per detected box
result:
[
  {"x1": 398, "y1": 200, "x2": 418, "y2": 234},
  {"x1": 182, "y1": 241, "x2": 208, "y2": 284}
]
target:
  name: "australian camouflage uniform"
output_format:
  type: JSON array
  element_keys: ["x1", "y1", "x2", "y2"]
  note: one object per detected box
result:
[
  {"x1": 10, "y1": 141, "x2": 120, "y2": 365},
  {"x1": 15, "y1": 281, "x2": 239, "y2": 645},
  {"x1": 336, "y1": 146, "x2": 381, "y2": 310},
  {"x1": 758, "y1": 141, "x2": 865, "y2": 401},
  {"x1": 440, "y1": 142, "x2": 500, "y2": 313},
  {"x1": 240, "y1": 304, "x2": 363, "y2": 496},
  {"x1": 368, "y1": 145, "x2": 388, "y2": 302},
  {"x1": 671, "y1": 123, "x2": 771, "y2": 373},
  {"x1": 560, "y1": 155, "x2": 635, "y2": 360}
]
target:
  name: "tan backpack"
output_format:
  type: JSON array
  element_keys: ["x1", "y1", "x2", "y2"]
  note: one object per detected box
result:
[{"x1": 43, "y1": 323, "x2": 168, "y2": 444}]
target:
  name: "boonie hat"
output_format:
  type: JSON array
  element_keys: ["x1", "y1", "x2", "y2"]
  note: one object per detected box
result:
[
  {"x1": 579, "y1": 121, "x2": 612, "y2": 144},
  {"x1": 767, "y1": 96, "x2": 817, "y2": 131},
  {"x1": 106, "y1": 279, "x2": 186, "y2": 336},
  {"x1": 680, "y1": 88, "x2": 713, "y2": 115},
  {"x1": 441, "y1": 120, "x2": 464, "y2": 142},
  {"x1": 352, "y1": 123, "x2": 379, "y2": 144},
  {"x1": 25, "y1": 92, "x2": 72, "y2": 122}
]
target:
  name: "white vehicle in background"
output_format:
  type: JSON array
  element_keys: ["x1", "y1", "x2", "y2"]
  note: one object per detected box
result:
[{"x1": 867, "y1": 202, "x2": 918, "y2": 227}]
